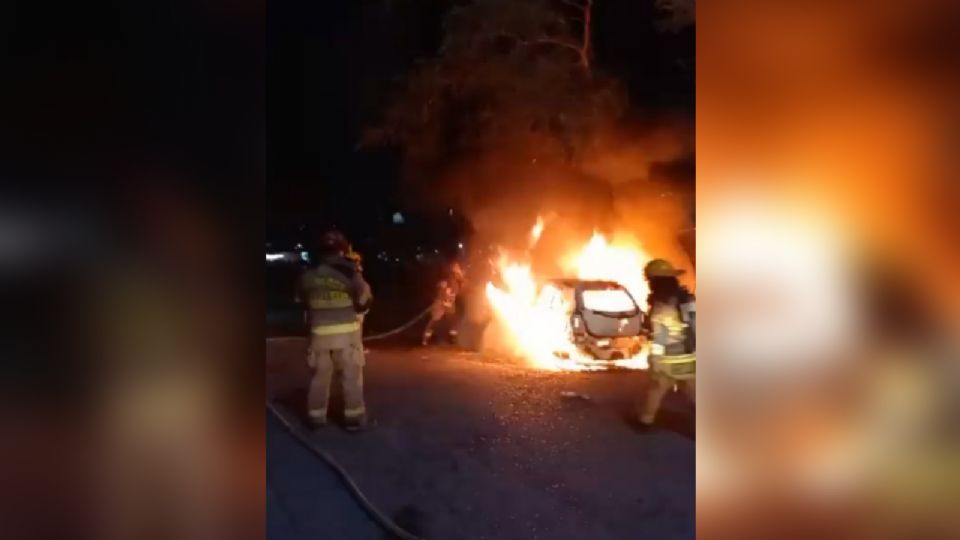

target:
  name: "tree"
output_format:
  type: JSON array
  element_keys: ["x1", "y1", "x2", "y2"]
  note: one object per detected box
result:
[
  {"x1": 520, "y1": 0, "x2": 595, "y2": 72},
  {"x1": 366, "y1": 0, "x2": 624, "y2": 164},
  {"x1": 655, "y1": 0, "x2": 695, "y2": 33}
]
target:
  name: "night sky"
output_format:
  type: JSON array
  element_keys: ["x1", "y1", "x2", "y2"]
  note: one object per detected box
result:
[{"x1": 267, "y1": 0, "x2": 693, "y2": 247}]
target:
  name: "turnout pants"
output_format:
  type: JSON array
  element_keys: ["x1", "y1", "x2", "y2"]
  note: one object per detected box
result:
[
  {"x1": 637, "y1": 365, "x2": 695, "y2": 426},
  {"x1": 422, "y1": 302, "x2": 457, "y2": 344},
  {"x1": 306, "y1": 332, "x2": 366, "y2": 424}
]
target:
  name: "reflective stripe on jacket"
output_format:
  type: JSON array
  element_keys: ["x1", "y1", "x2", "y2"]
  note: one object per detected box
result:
[
  {"x1": 300, "y1": 257, "x2": 365, "y2": 336},
  {"x1": 649, "y1": 299, "x2": 696, "y2": 380},
  {"x1": 312, "y1": 321, "x2": 360, "y2": 336}
]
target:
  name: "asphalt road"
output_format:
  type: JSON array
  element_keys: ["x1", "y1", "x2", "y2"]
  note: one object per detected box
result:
[{"x1": 267, "y1": 339, "x2": 695, "y2": 540}]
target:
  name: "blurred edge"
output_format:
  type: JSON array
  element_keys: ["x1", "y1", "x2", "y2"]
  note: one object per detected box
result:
[
  {"x1": 698, "y1": 1, "x2": 960, "y2": 540},
  {"x1": 0, "y1": 1, "x2": 265, "y2": 540}
]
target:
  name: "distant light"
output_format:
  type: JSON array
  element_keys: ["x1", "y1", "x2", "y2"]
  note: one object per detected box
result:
[
  {"x1": 458, "y1": 242, "x2": 464, "y2": 249},
  {"x1": 294, "y1": 243, "x2": 303, "y2": 250},
  {"x1": 300, "y1": 251, "x2": 310, "y2": 262},
  {"x1": 265, "y1": 253, "x2": 284, "y2": 262},
  {"x1": 448, "y1": 208, "x2": 454, "y2": 216},
  {"x1": 392, "y1": 212, "x2": 405, "y2": 224}
]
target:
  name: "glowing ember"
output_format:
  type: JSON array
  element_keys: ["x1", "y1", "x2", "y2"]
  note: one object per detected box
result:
[
  {"x1": 530, "y1": 215, "x2": 545, "y2": 247},
  {"x1": 485, "y1": 219, "x2": 653, "y2": 371}
]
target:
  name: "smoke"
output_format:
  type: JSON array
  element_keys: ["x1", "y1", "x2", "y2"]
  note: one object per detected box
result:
[{"x1": 415, "y1": 115, "x2": 695, "y2": 279}]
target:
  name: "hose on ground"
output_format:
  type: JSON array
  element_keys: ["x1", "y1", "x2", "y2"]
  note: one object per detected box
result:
[
  {"x1": 267, "y1": 402, "x2": 427, "y2": 540},
  {"x1": 267, "y1": 306, "x2": 434, "y2": 538},
  {"x1": 362, "y1": 306, "x2": 432, "y2": 342}
]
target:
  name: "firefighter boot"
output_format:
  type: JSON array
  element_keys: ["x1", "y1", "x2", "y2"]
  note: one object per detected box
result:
[{"x1": 342, "y1": 414, "x2": 369, "y2": 433}]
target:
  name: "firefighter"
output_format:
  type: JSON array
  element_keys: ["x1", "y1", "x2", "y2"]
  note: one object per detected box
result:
[
  {"x1": 635, "y1": 258, "x2": 696, "y2": 428},
  {"x1": 421, "y1": 261, "x2": 465, "y2": 346},
  {"x1": 297, "y1": 230, "x2": 373, "y2": 431}
]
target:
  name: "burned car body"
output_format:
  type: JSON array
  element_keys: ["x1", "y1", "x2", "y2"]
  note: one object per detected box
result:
[{"x1": 539, "y1": 279, "x2": 646, "y2": 361}]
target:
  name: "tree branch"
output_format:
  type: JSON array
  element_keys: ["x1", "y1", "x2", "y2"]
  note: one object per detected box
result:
[
  {"x1": 503, "y1": 0, "x2": 594, "y2": 73},
  {"x1": 507, "y1": 32, "x2": 580, "y2": 53},
  {"x1": 532, "y1": 35, "x2": 582, "y2": 52},
  {"x1": 581, "y1": 0, "x2": 593, "y2": 70},
  {"x1": 515, "y1": 34, "x2": 589, "y2": 69}
]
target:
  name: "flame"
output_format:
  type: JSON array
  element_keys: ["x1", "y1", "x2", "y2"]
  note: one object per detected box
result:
[
  {"x1": 485, "y1": 219, "x2": 653, "y2": 371},
  {"x1": 566, "y1": 232, "x2": 650, "y2": 306}
]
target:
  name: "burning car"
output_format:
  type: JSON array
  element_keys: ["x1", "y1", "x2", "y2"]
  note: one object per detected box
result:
[
  {"x1": 539, "y1": 279, "x2": 646, "y2": 363},
  {"x1": 485, "y1": 228, "x2": 653, "y2": 371}
]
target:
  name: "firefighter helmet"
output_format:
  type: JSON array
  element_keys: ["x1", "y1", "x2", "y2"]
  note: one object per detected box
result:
[
  {"x1": 644, "y1": 258, "x2": 685, "y2": 278},
  {"x1": 317, "y1": 229, "x2": 349, "y2": 254}
]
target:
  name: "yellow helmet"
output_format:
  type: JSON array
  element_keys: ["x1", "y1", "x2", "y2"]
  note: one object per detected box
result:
[{"x1": 644, "y1": 258, "x2": 685, "y2": 278}]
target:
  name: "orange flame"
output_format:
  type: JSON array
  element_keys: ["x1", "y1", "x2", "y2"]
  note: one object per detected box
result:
[{"x1": 566, "y1": 232, "x2": 650, "y2": 306}]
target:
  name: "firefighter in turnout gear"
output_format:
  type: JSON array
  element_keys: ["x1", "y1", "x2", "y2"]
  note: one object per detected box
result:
[
  {"x1": 298, "y1": 230, "x2": 373, "y2": 431},
  {"x1": 421, "y1": 262, "x2": 465, "y2": 346},
  {"x1": 636, "y1": 258, "x2": 696, "y2": 428}
]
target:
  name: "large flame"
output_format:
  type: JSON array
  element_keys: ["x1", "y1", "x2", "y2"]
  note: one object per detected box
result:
[
  {"x1": 565, "y1": 232, "x2": 650, "y2": 306},
  {"x1": 485, "y1": 220, "x2": 654, "y2": 371}
]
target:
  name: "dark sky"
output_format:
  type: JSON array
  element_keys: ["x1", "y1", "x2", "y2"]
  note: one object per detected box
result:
[{"x1": 267, "y1": 0, "x2": 693, "y2": 241}]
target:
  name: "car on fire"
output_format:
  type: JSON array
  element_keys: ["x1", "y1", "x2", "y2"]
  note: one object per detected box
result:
[{"x1": 538, "y1": 279, "x2": 646, "y2": 362}]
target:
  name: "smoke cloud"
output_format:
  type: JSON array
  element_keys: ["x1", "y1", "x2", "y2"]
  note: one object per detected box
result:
[{"x1": 412, "y1": 114, "x2": 696, "y2": 282}]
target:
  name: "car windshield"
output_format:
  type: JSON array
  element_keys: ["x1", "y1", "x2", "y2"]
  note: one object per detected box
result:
[{"x1": 581, "y1": 287, "x2": 637, "y2": 314}]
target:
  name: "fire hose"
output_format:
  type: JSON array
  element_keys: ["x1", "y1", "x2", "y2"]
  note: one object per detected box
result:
[
  {"x1": 267, "y1": 402, "x2": 426, "y2": 540},
  {"x1": 361, "y1": 305, "x2": 432, "y2": 342},
  {"x1": 267, "y1": 307, "x2": 435, "y2": 540}
]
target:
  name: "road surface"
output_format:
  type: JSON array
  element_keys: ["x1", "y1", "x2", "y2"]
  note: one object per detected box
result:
[{"x1": 267, "y1": 339, "x2": 695, "y2": 540}]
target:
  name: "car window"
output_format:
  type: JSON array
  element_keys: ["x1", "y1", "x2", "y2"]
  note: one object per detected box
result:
[{"x1": 581, "y1": 288, "x2": 636, "y2": 313}]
